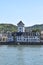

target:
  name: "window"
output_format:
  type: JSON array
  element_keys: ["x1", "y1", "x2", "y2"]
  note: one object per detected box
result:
[
  {"x1": 0, "y1": 38, "x2": 2, "y2": 41},
  {"x1": 18, "y1": 39, "x2": 19, "y2": 40},
  {"x1": 24, "y1": 39, "x2": 25, "y2": 40},
  {"x1": 20, "y1": 28, "x2": 21, "y2": 30},
  {"x1": 27, "y1": 39, "x2": 28, "y2": 41}
]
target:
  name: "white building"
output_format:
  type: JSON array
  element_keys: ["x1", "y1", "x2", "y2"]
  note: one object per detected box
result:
[
  {"x1": 17, "y1": 21, "x2": 25, "y2": 32},
  {"x1": 40, "y1": 31, "x2": 43, "y2": 42},
  {"x1": 16, "y1": 21, "x2": 40, "y2": 43}
]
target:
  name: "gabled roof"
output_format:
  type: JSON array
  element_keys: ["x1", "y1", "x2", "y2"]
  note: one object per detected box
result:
[{"x1": 17, "y1": 21, "x2": 24, "y2": 25}]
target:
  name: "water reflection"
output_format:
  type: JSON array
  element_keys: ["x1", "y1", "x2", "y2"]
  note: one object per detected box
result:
[{"x1": 17, "y1": 46, "x2": 25, "y2": 65}]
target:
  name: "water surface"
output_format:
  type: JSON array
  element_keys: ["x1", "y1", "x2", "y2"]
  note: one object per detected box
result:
[{"x1": 0, "y1": 45, "x2": 43, "y2": 65}]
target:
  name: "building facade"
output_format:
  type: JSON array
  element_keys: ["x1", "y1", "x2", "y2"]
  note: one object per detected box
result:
[
  {"x1": 16, "y1": 21, "x2": 40, "y2": 43},
  {"x1": 40, "y1": 31, "x2": 43, "y2": 42},
  {"x1": 0, "y1": 31, "x2": 14, "y2": 42}
]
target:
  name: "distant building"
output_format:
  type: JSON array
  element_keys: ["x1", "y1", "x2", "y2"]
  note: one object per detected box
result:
[
  {"x1": 0, "y1": 31, "x2": 14, "y2": 42},
  {"x1": 17, "y1": 21, "x2": 25, "y2": 32},
  {"x1": 0, "y1": 21, "x2": 40, "y2": 43},
  {"x1": 15, "y1": 21, "x2": 40, "y2": 43},
  {"x1": 40, "y1": 31, "x2": 43, "y2": 42}
]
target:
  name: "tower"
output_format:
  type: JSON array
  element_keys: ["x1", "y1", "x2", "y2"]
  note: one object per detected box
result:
[{"x1": 17, "y1": 21, "x2": 25, "y2": 32}]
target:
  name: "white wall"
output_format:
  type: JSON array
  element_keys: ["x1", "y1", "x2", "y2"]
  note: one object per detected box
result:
[
  {"x1": 18, "y1": 26, "x2": 25, "y2": 32},
  {"x1": 16, "y1": 36, "x2": 40, "y2": 42}
]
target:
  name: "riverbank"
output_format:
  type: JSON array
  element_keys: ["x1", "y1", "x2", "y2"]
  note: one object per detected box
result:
[{"x1": 0, "y1": 42, "x2": 43, "y2": 45}]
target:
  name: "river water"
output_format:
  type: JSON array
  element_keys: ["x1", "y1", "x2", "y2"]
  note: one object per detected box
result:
[{"x1": 0, "y1": 45, "x2": 43, "y2": 65}]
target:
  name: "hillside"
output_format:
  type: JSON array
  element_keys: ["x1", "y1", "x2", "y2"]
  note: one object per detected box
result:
[
  {"x1": 0, "y1": 24, "x2": 17, "y2": 32},
  {"x1": 0, "y1": 24, "x2": 43, "y2": 32},
  {"x1": 26, "y1": 24, "x2": 43, "y2": 32}
]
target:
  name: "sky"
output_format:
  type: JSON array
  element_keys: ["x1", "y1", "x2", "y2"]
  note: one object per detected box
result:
[{"x1": 0, "y1": 0, "x2": 43, "y2": 26}]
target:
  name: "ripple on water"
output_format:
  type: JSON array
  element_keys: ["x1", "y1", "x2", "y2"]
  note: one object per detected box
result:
[{"x1": 0, "y1": 45, "x2": 43, "y2": 65}]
